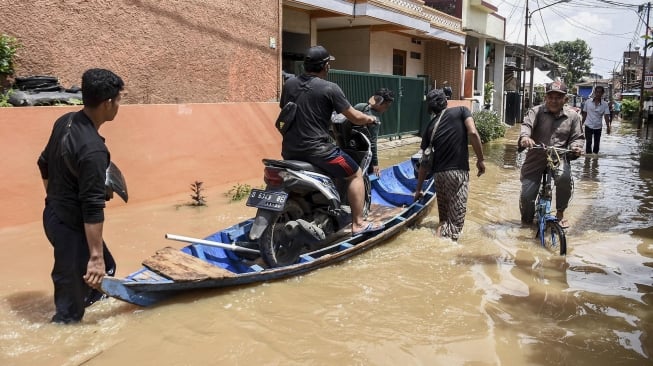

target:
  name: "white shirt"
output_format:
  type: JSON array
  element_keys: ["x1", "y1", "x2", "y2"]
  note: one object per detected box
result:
[{"x1": 583, "y1": 99, "x2": 609, "y2": 129}]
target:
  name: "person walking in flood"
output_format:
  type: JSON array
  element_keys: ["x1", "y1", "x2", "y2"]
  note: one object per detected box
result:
[
  {"x1": 37, "y1": 68, "x2": 125, "y2": 324},
  {"x1": 582, "y1": 86, "x2": 610, "y2": 153},
  {"x1": 413, "y1": 89, "x2": 485, "y2": 241}
]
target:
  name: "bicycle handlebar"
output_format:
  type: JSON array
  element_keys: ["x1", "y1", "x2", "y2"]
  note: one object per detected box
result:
[{"x1": 530, "y1": 144, "x2": 572, "y2": 154}]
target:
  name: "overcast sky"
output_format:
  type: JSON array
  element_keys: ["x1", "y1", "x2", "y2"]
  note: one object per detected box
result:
[{"x1": 496, "y1": 0, "x2": 649, "y2": 79}]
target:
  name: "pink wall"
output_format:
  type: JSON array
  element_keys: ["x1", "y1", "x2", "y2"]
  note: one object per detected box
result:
[{"x1": 0, "y1": 103, "x2": 282, "y2": 228}]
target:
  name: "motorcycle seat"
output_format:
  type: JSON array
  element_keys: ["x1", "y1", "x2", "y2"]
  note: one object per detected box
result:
[{"x1": 262, "y1": 159, "x2": 326, "y2": 174}]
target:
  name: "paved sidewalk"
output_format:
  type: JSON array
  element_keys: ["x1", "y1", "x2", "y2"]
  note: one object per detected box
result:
[{"x1": 377, "y1": 135, "x2": 421, "y2": 151}]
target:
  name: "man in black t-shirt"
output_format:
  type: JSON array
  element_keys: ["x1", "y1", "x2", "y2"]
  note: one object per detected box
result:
[
  {"x1": 38, "y1": 69, "x2": 125, "y2": 324},
  {"x1": 414, "y1": 89, "x2": 485, "y2": 241},
  {"x1": 280, "y1": 46, "x2": 382, "y2": 236}
]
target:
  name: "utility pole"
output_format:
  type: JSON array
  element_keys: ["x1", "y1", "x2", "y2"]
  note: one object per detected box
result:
[
  {"x1": 626, "y1": 42, "x2": 632, "y2": 93},
  {"x1": 639, "y1": 2, "x2": 650, "y2": 129},
  {"x1": 522, "y1": 1, "x2": 529, "y2": 121},
  {"x1": 521, "y1": 0, "x2": 571, "y2": 119}
]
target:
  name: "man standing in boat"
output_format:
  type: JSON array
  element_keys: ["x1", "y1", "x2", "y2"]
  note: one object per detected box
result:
[
  {"x1": 354, "y1": 88, "x2": 395, "y2": 176},
  {"x1": 279, "y1": 45, "x2": 383, "y2": 236},
  {"x1": 37, "y1": 68, "x2": 125, "y2": 324}
]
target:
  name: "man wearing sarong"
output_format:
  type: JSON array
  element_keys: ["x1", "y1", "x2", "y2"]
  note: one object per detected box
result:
[{"x1": 414, "y1": 89, "x2": 485, "y2": 240}]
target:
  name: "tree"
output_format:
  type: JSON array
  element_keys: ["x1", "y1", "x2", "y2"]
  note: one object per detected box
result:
[{"x1": 544, "y1": 40, "x2": 592, "y2": 86}]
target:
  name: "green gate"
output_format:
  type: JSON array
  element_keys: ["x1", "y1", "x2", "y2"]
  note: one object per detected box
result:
[{"x1": 326, "y1": 70, "x2": 429, "y2": 139}]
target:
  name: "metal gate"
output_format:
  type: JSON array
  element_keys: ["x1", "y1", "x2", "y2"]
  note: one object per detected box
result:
[{"x1": 327, "y1": 70, "x2": 429, "y2": 138}]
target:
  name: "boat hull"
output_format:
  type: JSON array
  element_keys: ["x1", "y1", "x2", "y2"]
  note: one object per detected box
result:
[{"x1": 102, "y1": 159, "x2": 436, "y2": 306}]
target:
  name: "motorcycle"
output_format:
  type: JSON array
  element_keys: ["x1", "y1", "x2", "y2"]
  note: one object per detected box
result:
[{"x1": 246, "y1": 117, "x2": 376, "y2": 267}]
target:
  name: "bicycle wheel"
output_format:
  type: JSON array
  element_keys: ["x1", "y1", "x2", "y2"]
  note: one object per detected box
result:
[{"x1": 542, "y1": 221, "x2": 567, "y2": 255}]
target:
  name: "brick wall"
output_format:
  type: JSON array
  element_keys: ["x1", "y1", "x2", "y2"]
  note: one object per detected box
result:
[{"x1": 424, "y1": 41, "x2": 462, "y2": 99}]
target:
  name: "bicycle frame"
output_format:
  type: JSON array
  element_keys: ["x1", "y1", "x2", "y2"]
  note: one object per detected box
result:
[
  {"x1": 536, "y1": 168, "x2": 558, "y2": 248},
  {"x1": 531, "y1": 144, "x2": 570, "y2": 255}
]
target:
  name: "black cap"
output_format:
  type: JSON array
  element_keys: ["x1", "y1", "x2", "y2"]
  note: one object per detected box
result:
[{"x1": 304, "y1": 46, "x2": 335, "y2": 64}]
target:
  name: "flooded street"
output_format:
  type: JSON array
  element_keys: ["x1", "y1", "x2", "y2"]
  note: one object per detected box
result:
[{"x1": 1, "y1": 119, "x2": 652, "y2": 365}]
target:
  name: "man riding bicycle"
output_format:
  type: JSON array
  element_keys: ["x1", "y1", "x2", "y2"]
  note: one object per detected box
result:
[{"x1": 518, "y1": 80, "x2": 584, "y2": 228}]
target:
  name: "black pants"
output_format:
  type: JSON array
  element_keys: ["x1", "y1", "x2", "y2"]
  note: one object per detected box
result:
[
  {"x1": 585, "y1": 126, "x2": 602, "y2": 154},
  {"x1": 43, "y1": 204, "x2": 116, "y2": 323}
]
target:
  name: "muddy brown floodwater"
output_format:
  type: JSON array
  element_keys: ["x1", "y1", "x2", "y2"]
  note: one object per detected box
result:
[{"x1": 1, "y1": 119, "x2": 652, "y2": 365}]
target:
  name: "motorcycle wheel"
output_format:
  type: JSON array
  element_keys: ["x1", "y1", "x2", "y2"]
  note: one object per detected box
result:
[{"x1": 259, "y1": 199, "x2": 305, "y2": 267}]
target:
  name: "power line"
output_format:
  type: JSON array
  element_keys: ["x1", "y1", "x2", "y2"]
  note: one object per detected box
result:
[{"x1": 535, "y1": 0, "x2": 553, "y2": 45}]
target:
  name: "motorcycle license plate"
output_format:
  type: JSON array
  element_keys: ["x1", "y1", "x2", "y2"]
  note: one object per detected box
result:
[{"x1": 246, "y1": 189, "x2": 288, "y2": 211}]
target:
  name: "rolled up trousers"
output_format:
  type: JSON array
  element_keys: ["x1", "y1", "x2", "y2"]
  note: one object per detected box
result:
[{"x1": 520, "y1": 161, "x2": 572, "y2": 224}]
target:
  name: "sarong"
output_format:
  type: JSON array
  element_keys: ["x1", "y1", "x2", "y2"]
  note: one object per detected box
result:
[{"x1": 434, "y1": 169, "x2": 469, "y2": 240}]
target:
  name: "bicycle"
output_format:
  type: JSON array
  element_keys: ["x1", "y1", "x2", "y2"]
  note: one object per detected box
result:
[{"x1": 530, "y1": 144, "x2": 570, "y2": 256}]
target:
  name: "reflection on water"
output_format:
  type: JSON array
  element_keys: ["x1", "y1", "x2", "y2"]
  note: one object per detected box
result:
[
  {"x1": 1, "y1": 119, "x2": 652, "y2": 365},
  {"x1": 581, "y1": 155, "x2": 600, "y2": 181}
]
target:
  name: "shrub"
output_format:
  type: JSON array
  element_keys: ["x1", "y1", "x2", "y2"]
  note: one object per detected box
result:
[
  {"x1": 190, "y1": 181, "x2": 207, "y2": 206},
  {"x1": 621, "y1": 99, "x2": 639, "y2": 119},
  {"x1": 225, "y1": 183, "x2": 252, "y2": 202},
  {"x1": 473, "y1": 110, "x2": 506, "y2": 143},
  {"x1": 0, "y1": 89, "x2": 13, "y2": 107},
  {"x1": 0, "y1": 34, "x2": 20, "y2": 75}
]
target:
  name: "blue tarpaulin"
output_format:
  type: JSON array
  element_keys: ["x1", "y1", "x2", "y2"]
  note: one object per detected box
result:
[{"x1": 578, "y1": 87, "x2": 593, "y2": 98}]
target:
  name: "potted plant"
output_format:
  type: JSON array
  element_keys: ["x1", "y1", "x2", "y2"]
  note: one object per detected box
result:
[{"x1": 0, "y1": 34, "x2": 20, "y2": 91}]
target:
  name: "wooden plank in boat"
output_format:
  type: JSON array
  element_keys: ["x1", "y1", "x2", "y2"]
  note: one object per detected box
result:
[
  {"x1": 142, "y1": 247, "x2": 235, "y2": 281},
  {"x1": 368, "y1": 204, "x2": 404, "y2": 222}
]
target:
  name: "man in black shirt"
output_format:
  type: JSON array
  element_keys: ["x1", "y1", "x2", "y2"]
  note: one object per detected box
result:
[
  {"x1": 414, "y1": 89, "x2": 485, "y2": 241},
  {"x1": 38, "y1": 68, "x2": 125, "y2": 323},
  {"x1": 280, "y1": 46, "x2": 381, "y2": 235}
]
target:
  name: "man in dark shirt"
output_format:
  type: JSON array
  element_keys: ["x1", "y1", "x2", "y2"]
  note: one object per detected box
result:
[
  {"x1": 354, "y1": 88, "x2": 394, "y2": 176},
  {"x1": 280, "y1": 45, "x2": 381, "y2": 235},
  {"x1": 414, "y1": 89, "x2": 485, "y2": 241},
  {"x1": 38, "y1": 68, "x2": 125, "y2": 324}
]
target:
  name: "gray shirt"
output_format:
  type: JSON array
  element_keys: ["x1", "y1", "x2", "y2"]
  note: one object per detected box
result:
[{"x1": 519, "y1": 104, "x2": 584, "y2": 180}]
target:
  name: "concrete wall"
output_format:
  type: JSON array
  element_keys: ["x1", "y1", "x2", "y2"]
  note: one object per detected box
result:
[
  {"x1": 370, "y1": 32, "x2": 425, "y2": 77},
  {"x1": 2, "y1": 0, "x2": 280, "y2": 104},
  {"x1": 320, "y1": 29, "x2": 372, "y2": 72},
  {"x1": 0, "y1": 103, "x2": 281, "y2": 228}
]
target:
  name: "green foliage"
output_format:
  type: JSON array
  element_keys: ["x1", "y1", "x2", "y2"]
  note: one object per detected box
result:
[
  {"x1": 543, "y1": 40, "x2": 592, "y2": 86},
  {"x1": 53, "y1": 98, "x2": 83, "y2": 106},
  {"x1": 473, "y1": 110, "x2": 506, "y2": 144},
  {"x1": 621, "y1": 98, "x2": 639, "y2": 119},
  {"x1": 483, "y1": 81, "x2": 494, "y2": 104},
  {"x1": 225, "y1": 183, "x2": 252, "y2": 202},
  {"x1": 190, "y1": 181, "x2": 207, "y2": 206},
  {"x1": 0, "y1": 34, "x2": 20, "y2": 75},
  {"x1": 0, "y1": 89, "x2": 13, "y2": 107}
]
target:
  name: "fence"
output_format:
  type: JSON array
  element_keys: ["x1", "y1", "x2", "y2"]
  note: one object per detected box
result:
[{"x1": 327, "y1": 70, "x2": 429, "y2": 138}]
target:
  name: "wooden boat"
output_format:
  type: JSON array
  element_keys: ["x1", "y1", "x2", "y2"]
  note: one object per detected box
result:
[{"x1": 101, "y1": 158, "x2": 436, "y2": 306}]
